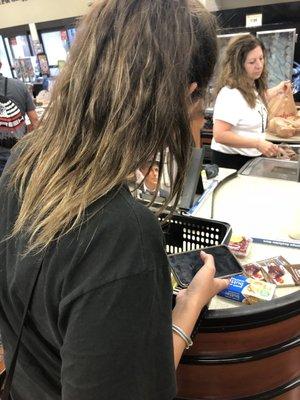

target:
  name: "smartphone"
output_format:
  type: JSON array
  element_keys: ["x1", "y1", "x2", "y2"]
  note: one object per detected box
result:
[{"x1": 168, "y1": 245, "x2": 243, "y2": 288}]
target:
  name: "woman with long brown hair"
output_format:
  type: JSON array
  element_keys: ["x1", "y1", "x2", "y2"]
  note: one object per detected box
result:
[
  {"x1": 0, "y1": 1, "x2": 228, "y2": 399},
  {"x1": 211, "y1": 34, "x2": 290, "y2": 170}
]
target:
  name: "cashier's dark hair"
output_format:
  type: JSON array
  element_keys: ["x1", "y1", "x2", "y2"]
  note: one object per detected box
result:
[
  {"x1": 215, "y1": 34, "x2": 268, "y2": 108},
  {"x1": 9, "y1": 0, "x2": 217, "y2": 253}
]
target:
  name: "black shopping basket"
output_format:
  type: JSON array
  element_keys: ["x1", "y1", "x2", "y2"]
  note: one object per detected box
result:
[{"x1": 159, "y1": 213, "x2": 232, "y2": 255}]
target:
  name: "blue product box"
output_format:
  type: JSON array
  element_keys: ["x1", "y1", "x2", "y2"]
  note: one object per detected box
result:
[{"x1": 218, "y1": 274, "x2": 276, "y2": 304}]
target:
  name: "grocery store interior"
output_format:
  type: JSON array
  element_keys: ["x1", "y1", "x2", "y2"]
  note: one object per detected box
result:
[{"x1": 0, "y1": 1, "x2": 299, "y2": 399}]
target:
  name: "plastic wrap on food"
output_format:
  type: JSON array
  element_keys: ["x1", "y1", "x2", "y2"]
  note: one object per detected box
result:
[
  {"x1": 228, "y1": 235, "x2": 252, "y2": 258},
  {"x1": 285, "y1": 264, "x2": 300, "y2": 285},
  {"x1": 258, "y1": 256, "x2": 295, "y2": 286},
  {"x1": 242, "y1": 262, "x2": 265, "y2": 281}
]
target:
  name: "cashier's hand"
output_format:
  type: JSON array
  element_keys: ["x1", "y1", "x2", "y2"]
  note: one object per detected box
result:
[
  {"x1": 177, "y1": 251, "x2": 229, "y2": 307},
  {"x1": 277, "y1": 145, "x2": 296, "y2": 160},
  {"x1": 256, "y1": 139, "x2": 279, "y2": 158},
  {"x1": 276, "y1": 80, "x2": 291, "y2": 94}
]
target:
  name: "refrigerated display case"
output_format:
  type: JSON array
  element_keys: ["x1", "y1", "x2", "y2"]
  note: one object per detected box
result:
[{"x1": 0, "y1": 35, "x2": 12, "y2": 78}]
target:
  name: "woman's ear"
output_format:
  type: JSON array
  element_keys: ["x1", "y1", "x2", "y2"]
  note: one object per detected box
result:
[{"x1": 189, "y1": 82, "x2": 198, "y2": 95}]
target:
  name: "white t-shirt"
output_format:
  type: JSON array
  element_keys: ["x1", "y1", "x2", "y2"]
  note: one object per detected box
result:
[{"x1": 211, "y1": 86, "x2": 268, "y2": 157}]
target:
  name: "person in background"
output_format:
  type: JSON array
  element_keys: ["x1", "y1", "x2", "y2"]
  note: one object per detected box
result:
[
  {"x1": 138, "y1": 160, "x2": 169, "y2": 198},
  {"x1": 0, "y1": 60, "x2": 39, "y2": 128},
  {"x1": 211, "y1": 34, "x2": 290, "y2": 170},
  {"x1": 0, "y1": 60, "x2": 39, "y2": 172},
  {"x1": 0, "y1": 1, "x2": 228, "y2": 399}
]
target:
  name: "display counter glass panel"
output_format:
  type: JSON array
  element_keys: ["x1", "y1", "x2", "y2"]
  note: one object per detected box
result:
[{"x1": 239, "y1": 157, "x2": 300, "y2": 182}]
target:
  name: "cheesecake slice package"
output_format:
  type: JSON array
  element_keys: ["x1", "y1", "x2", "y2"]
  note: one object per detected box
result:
[
  {"x1": 228, "y1": 235, "x2": 252, "y2": 258},
  {"x1": 257, "y1": 256, "x2": 295, "y2": 287},
  {"x1": 284, "y1": 264, "x2": 300, "y2": 285},
  {"x1": 242, "y1": 262, "x2": 265, "y2": 281},
  {"x1": 218, "y1": 274, "x2": 276, "y2": 305}
]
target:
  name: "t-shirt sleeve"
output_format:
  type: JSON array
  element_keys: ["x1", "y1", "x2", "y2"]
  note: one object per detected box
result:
[
  {"x1": 24, "y1": 87, "x2": 35, "y2": 112},
  {"x1": 59, "y1": 270, "x2": 175, "y2": 400},
  {"x1": 213, "y1": 87, "x2": 242, "y2": 126}
]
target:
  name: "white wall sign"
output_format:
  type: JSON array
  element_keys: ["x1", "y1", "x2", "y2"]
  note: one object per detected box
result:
[{"x1": 246, "y1": 13, "x2": 263, "y2": 28}]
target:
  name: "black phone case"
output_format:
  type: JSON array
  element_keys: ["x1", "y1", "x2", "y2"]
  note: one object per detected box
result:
[{"x1": 168, "y1": 245, "x2": 243, "y2": 288}]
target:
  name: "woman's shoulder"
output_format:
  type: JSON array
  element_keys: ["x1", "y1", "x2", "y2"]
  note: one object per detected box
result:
[
  {"x1": 218, "y1": 86, "x2": 243, "y2": 98},
  {"x1": 47, "y1": 187, "x2": 164, "y2": 295},
  {"x1": 80, "y1": 185, "x2": 164, "y2": 254},
  {"x1": 109, "y1": 186, "x2": 160, "y2": 229},
  {"x1": 215, "y1": 86, "x2": 247, "y2": 108}
]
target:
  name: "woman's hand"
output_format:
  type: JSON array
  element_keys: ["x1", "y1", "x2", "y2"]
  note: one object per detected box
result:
[
  {"x1": 276, "y1": 80, "x2": 291, "y2": 94},
  {"x1": 266, "y1": 81, "x2": 291, "y2": 101},
  {"x1": 278, "y1": 145, "x2": 297, "y2": 160},
  {"x1": 172, "y1": 251, "x2": 229, "y2": 368},
  {"x1": 256, "y1": 139, "x2": 279, "y2": 157},
  {"x1": 176, "y1": 251, "x2": 229, "y2": 308}
]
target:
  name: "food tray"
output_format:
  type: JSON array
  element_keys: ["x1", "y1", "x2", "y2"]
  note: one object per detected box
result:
[
  {"x1": 158, "y1": 213, "x2": 232, "y2": 255},
  {"x1": 265, "y1": 132, "x2": 300, "y2": 143}
]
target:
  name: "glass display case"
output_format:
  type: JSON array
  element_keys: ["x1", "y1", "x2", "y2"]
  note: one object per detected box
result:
[
  {"x1": 257, "y1": 28, "x2": 296, "y2": 87},
  {"x1": 239, "y1": 156, "x2": 300, "y2": 182}
]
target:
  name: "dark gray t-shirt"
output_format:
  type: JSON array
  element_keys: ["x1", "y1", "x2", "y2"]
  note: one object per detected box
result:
[
  {"x1": 0, "y1": 74, "x2": 35, "y2": 117},
  {"x1": 0, "y1": 160, "x2": 176, "y2": 400},
  {"x1": 0, "y1": 75, "x2": 36, "y2": 168}
]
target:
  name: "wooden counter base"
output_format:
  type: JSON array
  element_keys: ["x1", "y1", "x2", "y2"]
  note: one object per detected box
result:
[{"x1": 175, "y1": 315, "x2": 300, "y2": 399}]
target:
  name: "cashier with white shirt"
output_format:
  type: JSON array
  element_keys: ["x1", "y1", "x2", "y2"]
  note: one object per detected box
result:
[{"x1": 211, "y1": 34, "x2": 290, "y2": 170}]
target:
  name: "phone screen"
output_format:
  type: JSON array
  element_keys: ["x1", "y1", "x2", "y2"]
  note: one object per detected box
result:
[{"x1": 168, "y1": 245, "x2": 242, "y2": 287}]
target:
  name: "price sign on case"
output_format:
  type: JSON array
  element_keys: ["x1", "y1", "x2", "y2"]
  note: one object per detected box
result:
[{"x1": 246, "y1": 13, "x2": 263, "y2": 28}]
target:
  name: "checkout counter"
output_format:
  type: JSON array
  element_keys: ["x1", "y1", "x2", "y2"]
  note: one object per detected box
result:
[{"x1": 175, "y1": 159, "x2": 300, "y2": 400}]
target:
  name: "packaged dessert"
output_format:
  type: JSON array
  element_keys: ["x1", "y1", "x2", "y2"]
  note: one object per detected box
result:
[
  {"x1": 258, "y1": 256, "x2": 295, "y2": 287},
  {"x1": 285, "y1": 264, "x2": 300, "y2": 285},
  {"x1": 218, "y1": 274, "x2": 276, "y2": 305},
  {"x1": 242, "y1": 262, "x2": 265, "y2": 281},
  {"x1": 228, "y1": 235, "x2": 252, "y2": 258}
]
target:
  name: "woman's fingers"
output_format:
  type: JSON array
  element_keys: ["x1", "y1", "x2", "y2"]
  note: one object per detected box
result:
[
  {"x1": 214, "y1": 277, "x2": 230, "y2": 292},
  {"x1": 200, "y1": 251, "x2": 215, "y2": 273},
  {"x1": 199, "y1": 251, "x2": 230, "y2": 292}
]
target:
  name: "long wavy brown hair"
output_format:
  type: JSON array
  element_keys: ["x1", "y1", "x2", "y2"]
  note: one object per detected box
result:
[
  {"x1": 215, "y1": 34, "x2": 268, "y2": 107},
  {"x1": 9, "y1": 0, "x2": 217, "y2": 253}
]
